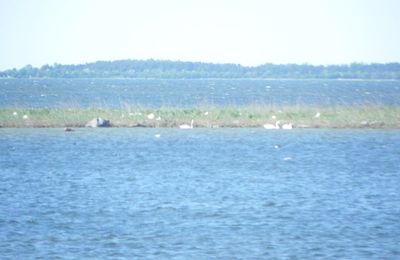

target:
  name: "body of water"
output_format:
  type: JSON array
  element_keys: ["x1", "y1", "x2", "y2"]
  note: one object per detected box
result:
[
  {"x1": 1, "y1": 78, "x2": 400, "y2": 108},
  {"x1": 1, "y1": 128, "x2": 399, "y2": 259}
]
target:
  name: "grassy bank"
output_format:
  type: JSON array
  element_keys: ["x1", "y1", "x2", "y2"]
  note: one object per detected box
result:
[{"x1": 1, "y1": 105, "x2": 399, "y2": 128}]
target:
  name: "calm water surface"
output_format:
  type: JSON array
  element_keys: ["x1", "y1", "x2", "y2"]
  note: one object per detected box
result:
[
  {"x1": 1, "y1": 78, "x2": 400, "y2": 107},
  {"x1": 1, "y1": 128, "x2": 399, "y2": 259}
]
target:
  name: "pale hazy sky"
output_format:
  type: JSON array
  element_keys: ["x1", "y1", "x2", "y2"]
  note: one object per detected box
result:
[{"x1": 0, "y1": 0, "x2": 399, "y2": 70}]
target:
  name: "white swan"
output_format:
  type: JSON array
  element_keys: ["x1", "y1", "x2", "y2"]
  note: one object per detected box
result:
[
  {"x1": 179, "y1": 119, "x2": 194, "y2": 129},
  {"x1": 281, "y1": 123, "x2": 293, "y2": 130},
  {"x1": 147, "y1": 113, "x2": 155, "y2": 120},
  {"x1": 263, "y1": 121, "x2": 280, "y2": 129}
]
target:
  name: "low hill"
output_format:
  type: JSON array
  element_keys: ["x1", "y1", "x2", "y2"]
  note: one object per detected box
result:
[{"x1": 1, "y1": 59, "x2": 399, "y2": 79}]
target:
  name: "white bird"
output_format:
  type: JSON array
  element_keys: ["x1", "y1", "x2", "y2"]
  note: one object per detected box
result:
[
  {"x1": 179, "y1": 119, "x2": 194, "y2": 129},
  {"x1": 22, "y1": 115, "x2": 29, "y2": 120},
  {"x1": 154, "y1": 134, "x2": 161, "y2": 138},
  {"x1": 263, "y1": 121, "x2": 280, "y2": 129},
  {"x1": 281, "y1": 123, "x2": 293, "y2": 130},
  {"x1": 147, "y1": 113, "x2": 155, "y2": 120},
  {"x1": 314, "y1": 112, "x2": 321, "y2": 118}
]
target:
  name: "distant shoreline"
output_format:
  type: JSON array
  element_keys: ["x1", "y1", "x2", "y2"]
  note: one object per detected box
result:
[
  {"x1": 1, "y1": 60, "x2": 399, "y2": 80},
  {"x1": 1, "y1": 106, "x2": 399, "y2": 129}
]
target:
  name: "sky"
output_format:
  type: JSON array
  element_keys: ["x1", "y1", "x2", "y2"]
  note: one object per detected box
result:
[{"x1": 0, "y1": 0, "x2": 399, "y2": 70}]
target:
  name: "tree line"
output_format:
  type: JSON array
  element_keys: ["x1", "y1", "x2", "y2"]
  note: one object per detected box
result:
[{"x1": 1, "y1": 59, "x2": 399, "y2": 79}]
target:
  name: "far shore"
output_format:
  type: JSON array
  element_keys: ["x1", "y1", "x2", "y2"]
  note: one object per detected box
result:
[{"x1": 1, "y1": 105, "x2": 399, "y2": 129}]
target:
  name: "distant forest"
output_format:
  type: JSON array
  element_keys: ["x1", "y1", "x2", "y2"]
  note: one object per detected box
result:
[{"x1": 1, "y1": 60, "x2": 400, "y2": 79}]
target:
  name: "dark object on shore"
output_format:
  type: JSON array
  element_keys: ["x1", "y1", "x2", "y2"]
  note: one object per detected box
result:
[
  {"x1": 64, "y1": 127, "x2": 74, "y2": 132},
  {"x1": 130, "y1": 123, "x2": 147, "y2": 127},
  {"x1": 85, "y1": 117, "x2": 111, "y2": 127}
]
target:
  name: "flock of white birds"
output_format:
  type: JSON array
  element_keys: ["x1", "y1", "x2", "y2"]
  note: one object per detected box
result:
[
  {"x1": 177, "y1": 111, "x2": 321, "y2": 130},
  {"x1": 177, "y1": 119, "x2": 295, "y2": 130},
  {"x1": 11, "y1": 110, "x2": 320, "y2": 131}
]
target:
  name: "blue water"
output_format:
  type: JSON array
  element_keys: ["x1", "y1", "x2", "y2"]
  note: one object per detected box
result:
[
  {"x1": 1, "y1": 128, "x2": 399, "y2": 259},
  {"x1": 1, "y1": 78, "x2": 400, "y2": 108}
]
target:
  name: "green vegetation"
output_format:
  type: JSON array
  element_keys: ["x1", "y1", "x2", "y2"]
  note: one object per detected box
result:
[
  {"x1": 1, "y1": 106, "x2": 399, "y2": 128},
  {"x1": 1, "y1": 60, "x2": 400, "y2": 79}
]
